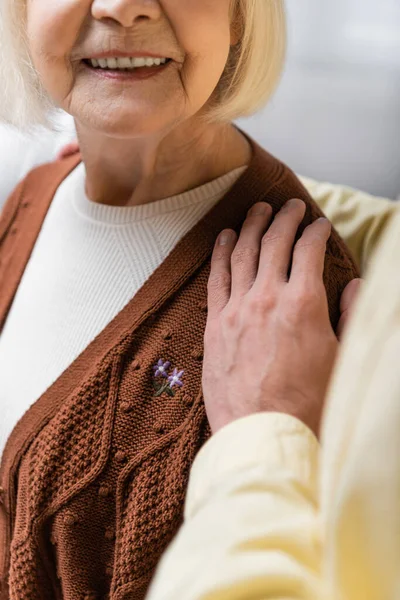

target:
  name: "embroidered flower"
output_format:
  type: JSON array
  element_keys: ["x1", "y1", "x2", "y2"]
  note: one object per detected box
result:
[
  {"x1": 168, "y1": 368, "x2": 184, "y2": 389},
  {"x1": 153, "y1": 360, "x2": 184, "y2": 397},
  {"x1": 153, "y1": 359, "x2": 171, "y2": 378}
]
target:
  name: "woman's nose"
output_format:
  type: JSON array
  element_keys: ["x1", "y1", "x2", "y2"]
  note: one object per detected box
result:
[{"x1": 91, "y1": 0, "x2": 162, "y2": 28}]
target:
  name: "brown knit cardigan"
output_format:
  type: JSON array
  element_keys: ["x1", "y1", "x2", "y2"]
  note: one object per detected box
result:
[{"x1": 0, "y1": 140, "x2": 359, "y2": 600}]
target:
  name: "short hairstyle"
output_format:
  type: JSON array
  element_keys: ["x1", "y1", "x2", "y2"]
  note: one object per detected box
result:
[{"x1": 0, "y1": 0, "x2": 286, "y2": 130}]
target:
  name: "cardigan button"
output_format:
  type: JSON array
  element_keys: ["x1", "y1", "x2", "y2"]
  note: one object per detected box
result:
[{"x1": 0, "y1": 486, "x2": 5, "y2": 505}]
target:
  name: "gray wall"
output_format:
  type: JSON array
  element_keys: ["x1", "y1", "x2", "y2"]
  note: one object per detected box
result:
[
  {"x1": 239, "y1": 0, "x2": 400, "y2": 199},
  {"x1": 1, "y1": 0, "x2": 400, "y2": 203}
]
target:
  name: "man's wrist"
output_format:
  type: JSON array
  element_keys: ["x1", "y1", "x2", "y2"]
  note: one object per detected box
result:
[{"x1": 185, "y1": 412, "x2": 320, "y2": 519}]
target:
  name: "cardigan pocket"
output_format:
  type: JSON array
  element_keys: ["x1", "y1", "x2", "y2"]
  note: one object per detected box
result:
[{"x1": 111, "y1": 393, "x2": 210, "y2": 599}]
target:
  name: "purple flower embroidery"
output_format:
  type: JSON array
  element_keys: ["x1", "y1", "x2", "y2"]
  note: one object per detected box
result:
[
  {"x1": 153, "y1": 359, "x2": 171, "y2": 378},
  {"x1": 153, "y1": 360, "x2": 184, "y2": 397},
  {"x1": 168, "y1": 369, "x2": 184, "y2": 389}
]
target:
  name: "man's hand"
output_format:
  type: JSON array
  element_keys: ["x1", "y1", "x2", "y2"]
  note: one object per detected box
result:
[
  {"x1": 203, "y1": 199, "x2": 358, "y2": 437},
  {"x1": 337, "y1": 278, "x2": 362, "y2": 340}
]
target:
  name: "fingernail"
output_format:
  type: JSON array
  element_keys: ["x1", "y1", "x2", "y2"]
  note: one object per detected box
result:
[
  {"x1": 249, "y1": 203, "x2": 268, "y2": 216},
  {"x1": 316, "y1": 217, "x2": 332, "y2": 236},
  {"x1": 219, "y1": 231, "x2": 232, "y2": 246},
  {"x1": 282, "y1": 198, "x2": 302, "y2": 213}
]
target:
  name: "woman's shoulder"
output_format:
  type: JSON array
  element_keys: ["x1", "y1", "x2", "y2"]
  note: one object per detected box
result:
[
  {"x1": 245, "y1": 140, "x2": 319, "y2": 213},
  {"x1": 0, "y1": 154, "x2": 81, "y2": 237},
  {"x1": 244, "y1": 140, "x2": 360, "y2": 325},
  {"x1": 248, "y1": 140, "x2": 355, "y2": 248}
]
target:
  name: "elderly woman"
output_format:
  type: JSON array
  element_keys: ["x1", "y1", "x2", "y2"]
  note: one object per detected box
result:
[{"x1": 0, "y1": 1, "x2": 358, "y2": 599}]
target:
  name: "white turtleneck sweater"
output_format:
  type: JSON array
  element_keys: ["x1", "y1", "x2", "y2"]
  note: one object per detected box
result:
[{"x1": 0, "y1": 163, "x2": 246, "y2": 456}]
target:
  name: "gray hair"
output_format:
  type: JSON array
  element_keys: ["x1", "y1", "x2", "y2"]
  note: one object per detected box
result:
[{"x1": 0, "y1": 0, "x2": 56, "y2": 130}]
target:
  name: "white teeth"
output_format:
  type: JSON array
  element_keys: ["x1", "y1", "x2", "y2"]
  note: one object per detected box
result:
[
  {"x1": 106, "y1": 57, "x2": 118, "y2": 69},
  {"x1": 132, "y1": 57, "x2": 146, "y2": 67},
  {"x1": 88, "y1": 57, "x2": 168, "y2": 70},
  {"x1": 117, "y1": 57, "x2": 132, "y2": 68}
]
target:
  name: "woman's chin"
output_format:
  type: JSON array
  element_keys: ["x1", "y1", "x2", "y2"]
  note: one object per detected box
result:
[{"x1": 75, "y1": 106, "x2": 184, "y2": 139}]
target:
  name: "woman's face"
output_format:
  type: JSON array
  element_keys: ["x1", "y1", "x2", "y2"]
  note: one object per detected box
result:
[{"x1": 27, "y1": 0, "x2": 235, "y2": 137}]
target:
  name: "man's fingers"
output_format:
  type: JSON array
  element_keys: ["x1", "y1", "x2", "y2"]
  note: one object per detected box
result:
[
  {"x1": 340, "y1": 278, "x2": 363, "y2": 314},
  {"x1": 230, "y1": 202, "x2": 273, "y2": 298},
  {"x1": 291, "y1": 218, "x2": 332, "y2": 286},
  {"x1": 208, "y1": 229, "x2": 238, "y2": 318},
  {"x1": 336, "y1": 278, "x2": 363, "y2": 340},
  {"x1": 255, "y1": 199, "x2": 306, "y2": 288}
]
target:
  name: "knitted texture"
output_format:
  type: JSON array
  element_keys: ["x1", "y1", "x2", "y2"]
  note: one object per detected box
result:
[
  {"x1": 0, "y1": 162, "x2": 245, "y2": 456},
  {"x1": 0, "y1": 140, "x2": 359, "y2": 600}
]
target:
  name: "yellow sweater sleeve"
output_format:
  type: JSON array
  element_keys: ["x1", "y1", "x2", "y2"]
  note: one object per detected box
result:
[
  {"x1": 147, "y1": 191, "x2": 400, "y2": 600},
  {"x1": 148, "y1": 211, "x2": 400, "y2": 600},
  {"x1": 299, "y1": 176, "x2": 398, "y2": 274},
  {"x1": 320, "y1": 209, "x2": 400, "y2": 600},
  {"x1": 147, "y1": 413, "x2": 328, "y2": 600}
]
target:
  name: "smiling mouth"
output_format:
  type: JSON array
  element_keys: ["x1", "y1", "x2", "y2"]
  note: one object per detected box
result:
[{"x1": 83, "y1": 56, "x2": 172, "y2": 71}]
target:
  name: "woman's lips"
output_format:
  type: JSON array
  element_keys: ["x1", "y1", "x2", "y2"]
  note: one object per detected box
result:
[{"x1": 81, "y1": 58, "x2": 172, "y2": 81}]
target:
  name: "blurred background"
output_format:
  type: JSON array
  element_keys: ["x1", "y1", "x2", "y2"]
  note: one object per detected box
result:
[
  {"x1": 239, "y1": 0, "x2": 400, "y2": 199},
  {"x1": 1, "y1": 0, "x2": 400, "y2": 203}
]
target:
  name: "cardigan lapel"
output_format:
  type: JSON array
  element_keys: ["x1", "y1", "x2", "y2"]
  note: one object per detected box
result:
[
  {"x1": 0, "y1": 154, "x2": 81, "y2": 332},
  {"x1": 0, "y1": 139, "x2": 282, "y2": 492}
]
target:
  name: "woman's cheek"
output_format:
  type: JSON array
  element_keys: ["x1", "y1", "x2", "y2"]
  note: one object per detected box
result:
[
  {"x1": 27, "y1": 1, "x2": 90, "y2": 101},
  {"x1": 27, "y1": 1, "x2": 89, "y2": 67},
  {"x1": 170, "y1": 22, "x2": 231, "y2": 111},
  {"x1": 182, "y1": 40, "x2": 231, "y2": 111}
]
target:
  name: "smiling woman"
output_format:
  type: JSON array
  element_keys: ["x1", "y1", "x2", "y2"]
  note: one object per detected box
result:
[
  {"x1": 0, "y1": 0, "x2": 285, "y2": 129},
  {"x1": 0, "y1": 1, "x2": 358, "y2": 600}
]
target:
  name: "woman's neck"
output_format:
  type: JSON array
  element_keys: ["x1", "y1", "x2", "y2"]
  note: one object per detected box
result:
[{"x1": 75, "y1": 119, "x2": 251, "y2": 207}]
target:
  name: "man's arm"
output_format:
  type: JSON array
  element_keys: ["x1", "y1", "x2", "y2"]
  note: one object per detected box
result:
[
  {"x1": 147, "y1": 413, "x2": 326, "y2": 600},
  {"x1": 147, "y1": 204, "x2": 356, "y2": 600},
  {"x1": 147, "y1": 211, "x2": 400, "y2": 600}
]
